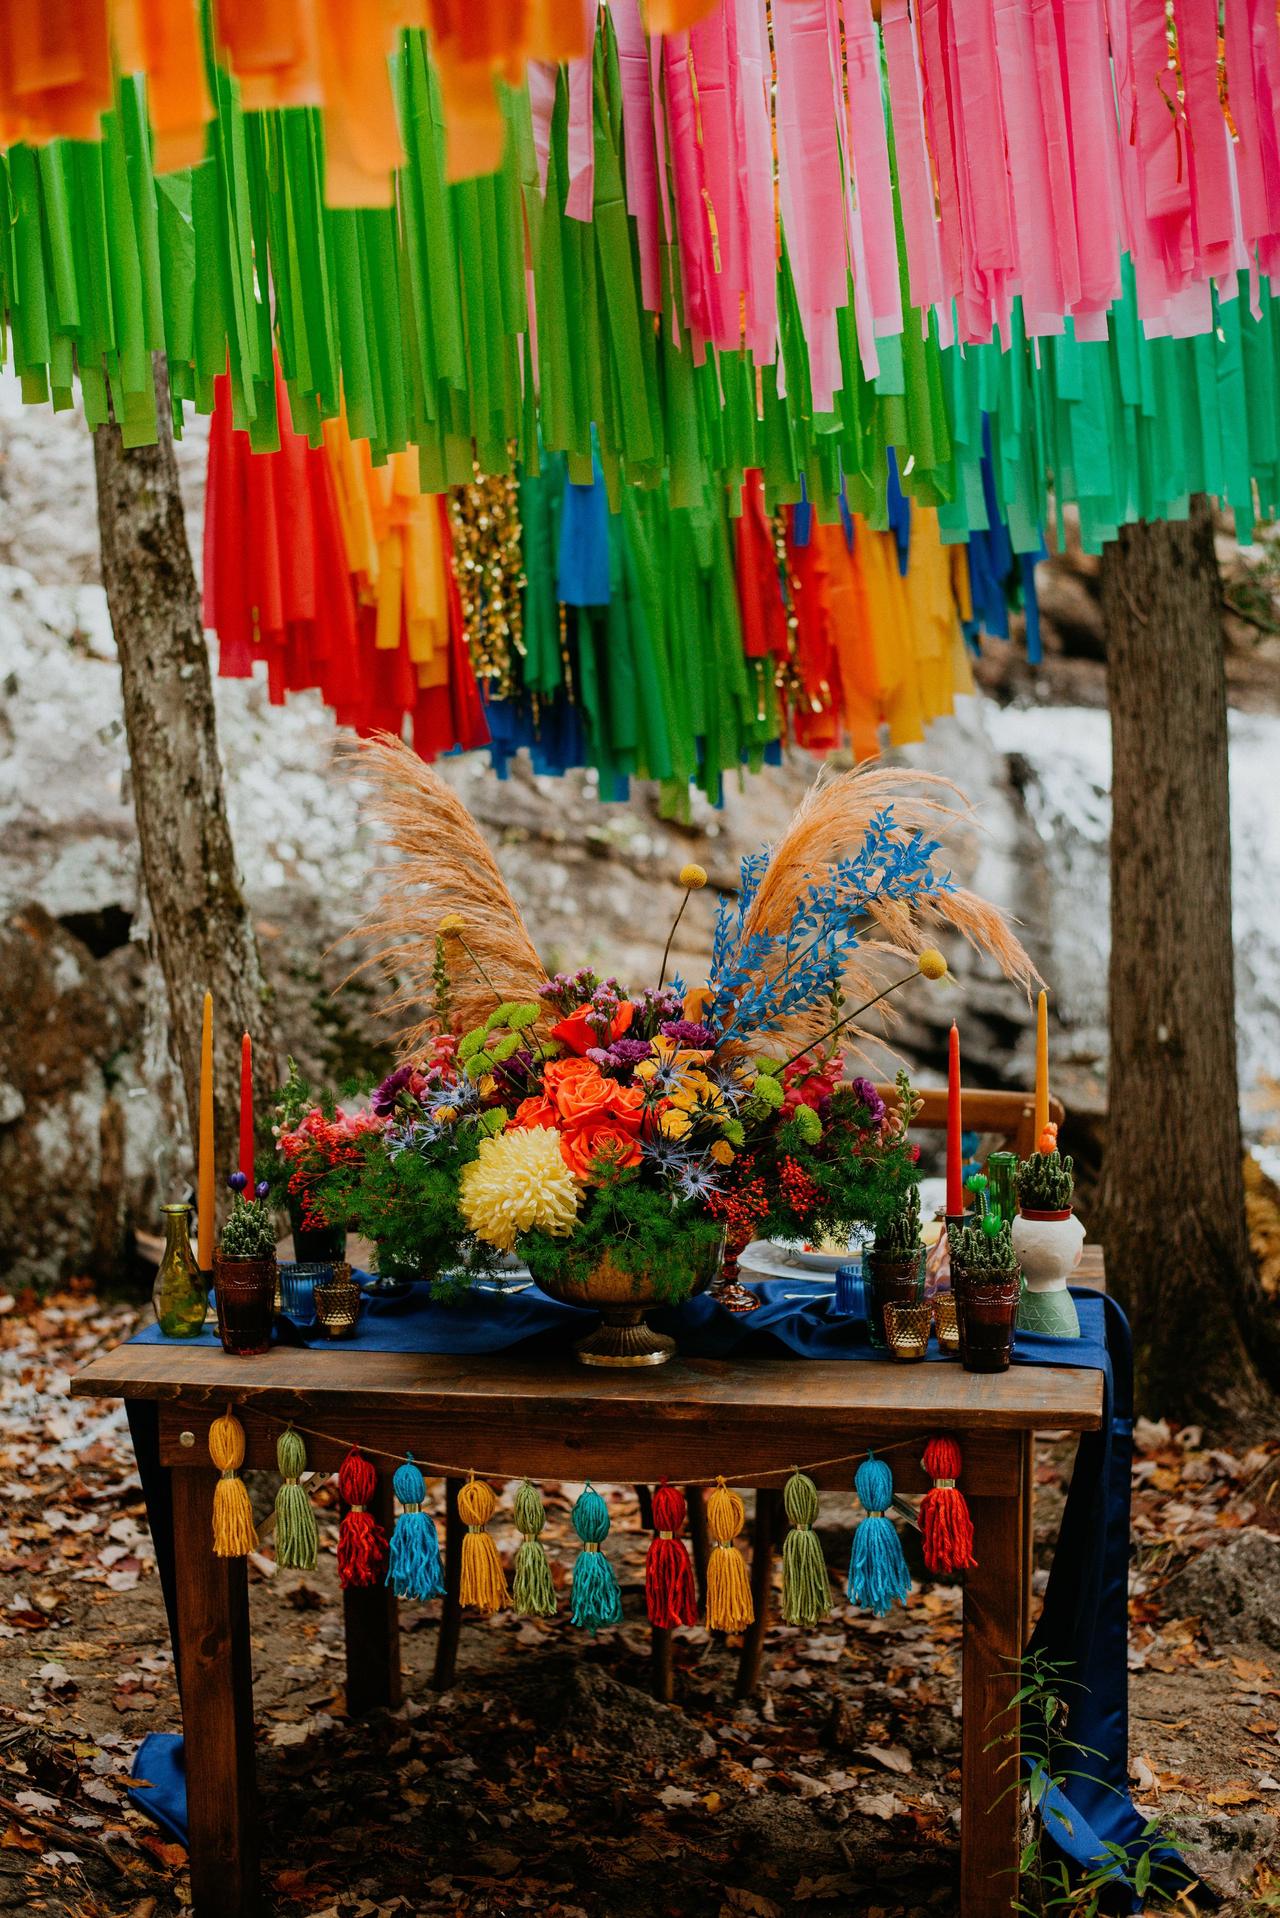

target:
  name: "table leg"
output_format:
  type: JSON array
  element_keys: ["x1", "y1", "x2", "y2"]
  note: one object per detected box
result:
[
  {"x1": 734, "y1": 1487, "x2": 780, "y2": 1699},
  {"x1": 960, "y1": 1435, "x2": 1028, "y2": 1918},
  {"x1": 1021, "y1": 1437, "x2": 1035, "y2": 1642},
  {"x1": 432, "y1": 1475, "x2": 464, "y2": 1692},
  {"x1": 343, "y1": 1471, "x2": 401, "y2": 1716},
  {"x1": 172, "y1": 1468, "x2": 260, "y2": 1918},
  {"x1": 686, "y1": 1484, "x2": 710, "y2": 1612},
  {"x1": 651, "y1": 1626, "x2": 675, "y2": 1703}
]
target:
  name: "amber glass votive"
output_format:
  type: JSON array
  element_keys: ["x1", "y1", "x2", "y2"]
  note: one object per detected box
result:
[
  {"x1": 314, "y1": 1264, "x2": 360, "y2": 1339},
  {"x1": 212, "y1": 1257, "x2": 276, "y2": 1356},
  {"x1": 934, "y1": 1293, "x2": 960, "y2": 1357},
  {"x1": 884, "y1": 1300, "x2": 932, "y2": 1362},
  {"x1": 953, "y1": 1274, "x2": 1020, "y2": 1373}
]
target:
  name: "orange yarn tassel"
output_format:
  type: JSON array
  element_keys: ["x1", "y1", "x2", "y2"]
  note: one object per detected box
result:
[
  {"x1": 919, "y1": 1437, "x2": 976, "y2": 1574},
  {"x1": 457, "y1": 1475, "x2": 510, "y2": 1613},
  {"x1": 705, "y1": 1478, "x2": 754, "y2": 1633},
  {"x1": 209, "y1": 1410, "x2": 257, "y2": 1557}
]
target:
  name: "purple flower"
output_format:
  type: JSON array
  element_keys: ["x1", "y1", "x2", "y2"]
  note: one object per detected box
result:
[
  {"x1": 608, "y1": 1037, "x2": 654, "y2": 1065},
  {"x1": 255, "y1": 1179, "x2": 271, "y2": 1200},
  {"x1": 851, "y1": 1076, "x2": 887, "y2": 1127},
  {"x1": 228, "y1": 1170, "x2": 248, "y2": 1193},
  {"x1": 371, "y1": 1064, "x2": 414, "y2": 1117},
  {"x1": 659, "y1": 1019, "x2": 717, "y2": 1051}
]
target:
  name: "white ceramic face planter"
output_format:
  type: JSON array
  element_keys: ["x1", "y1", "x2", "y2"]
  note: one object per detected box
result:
[{"x1": 1010, "y1": 1211, "x2": 1085, "y2": 1338}]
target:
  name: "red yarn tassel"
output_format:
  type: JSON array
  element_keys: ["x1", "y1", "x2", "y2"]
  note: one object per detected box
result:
[
  {"x1": 919, "y1": 1437, "x2": 976, "y2": 1574},
  {"x1": 645, "y1": 1480, "x2": 698, "y2": 1629},
  {"x1": 337, "y1": 1447, "x2": 388, "y2": 1589}
]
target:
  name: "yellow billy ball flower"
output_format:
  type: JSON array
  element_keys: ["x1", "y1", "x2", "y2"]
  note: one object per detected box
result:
[
  {"x1": 918, "y1": 948, "x2": 948, "y2": 981},
  {"x1": 438, "y1": 912, "x2": 466, "y2": 935},
  {"x1": 678, "y1": 862, "x2": 708, "y2": 890},
  {"x1": 459, "y1": 1127, "x2": 581, "y2": 1253}
]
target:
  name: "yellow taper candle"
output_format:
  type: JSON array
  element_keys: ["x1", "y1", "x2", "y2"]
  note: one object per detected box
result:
[
  {"x1": 197, "y1": 991, "x2": 214, "y2": 1271},
  {"x1": 1033, "y1": 988, "x2": 1049, "y2": 1143}
]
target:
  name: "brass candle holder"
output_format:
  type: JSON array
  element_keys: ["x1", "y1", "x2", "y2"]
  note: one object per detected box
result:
[
  {"x1": 934, "y1": 1293, "x2": 960, "y2": 1357},
  {"x1": 884, "y1": 1300, "x2": 932, "y2": 1362},
  {"x1": 313, "y1": 1263, "x2": 360, "y2": 1339}
]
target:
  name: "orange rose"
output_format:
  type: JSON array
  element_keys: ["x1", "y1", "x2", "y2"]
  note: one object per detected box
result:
[
  {"x1": 509, "y1": 1094, "x2": 557, "y2": 1131},
  {"x1": 549, "y1": 1000, "x2": 635, "y2": 1056},
  {"x1": 559, "y1": 1117, "x2": 644, "y2": 1182}
]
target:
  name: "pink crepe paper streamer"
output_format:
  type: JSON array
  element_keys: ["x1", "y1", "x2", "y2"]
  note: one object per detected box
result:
[
  {"x1": 942, "y1": 0, "x2": 1016, "y2": 343},
  {"x1": 1057, "y1": 0, "x2": 1124, "y2": 326},
  {"x1": 610, "y1": 0, "x2": 662, "y2": 310},
  {"x1": 563, "y1": 0, "x2": 598, "y2": 223},
  {"x1": 916, "y1": 0, "x2": 966, "y2": 315},
  {"x1": 991, "y1": 0, "x2": 1067, "y2": 336},
  {"x1": 772, "y1": 0, "x2": 853, "y2": 408},
  {"x1": 1171, "y1": 0, "x2": 1236, "y2": 276},
  {"x1": 880, "y1": 0, "x2": 946, "y2": 327},
  {"x1": 729, "y1": 0, "x2": 777, "y2": 365},
  {"x1": 1027, "y1": 0, "x2": 1081, "y2": 323},
  {"x1": 842, "y1": 0, "x2": 902, "y2": 339}
]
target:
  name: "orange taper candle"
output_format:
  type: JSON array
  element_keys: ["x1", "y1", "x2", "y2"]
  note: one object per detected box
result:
[
  {"x1": 239, "y1": 1031, "x2": 255, "y2": 1195},
  {"x1": 197, "y1": 992, "x2": 214, "y2": 1269},
  {"x1": 1033, "y1": 989, "x2": 1049, "y2": 1144},
  {"x1": 946, "y1": 1022, "x2": 963, "y2": 1217}
]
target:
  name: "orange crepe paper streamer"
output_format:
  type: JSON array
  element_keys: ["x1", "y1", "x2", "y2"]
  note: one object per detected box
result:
[{"x1": 112, "y1": 0, "x2": 211, "y2": 170}]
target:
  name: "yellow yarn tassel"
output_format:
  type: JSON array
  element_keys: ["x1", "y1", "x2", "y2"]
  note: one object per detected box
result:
[
  {"x1": 209, "y1": 1410, "x2": 257, "y2": 1558},
  {"x1": 705, "y1": 1477, "x2": 754, "y2": 1633},
  {"x1": 457, "y1": 1475, "x2": 509, "y2": 1614}
]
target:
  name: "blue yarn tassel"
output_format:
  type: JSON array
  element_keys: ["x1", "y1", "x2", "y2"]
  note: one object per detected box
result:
[
  {"x1": 847, "y1": 1454, "x2": 912, "y2": 1618},
  {"x1": 570, "y1": 1484, "x2": 622, "y2": 1633},
  {"x1": 386, "y1": 1455, "x2": 446, "y2": 1601}
]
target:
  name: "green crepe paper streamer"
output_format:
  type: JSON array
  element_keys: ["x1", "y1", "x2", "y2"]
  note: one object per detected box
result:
[{"x1": 512, "y1": 1479, "x2": 557, "y2": 1617}]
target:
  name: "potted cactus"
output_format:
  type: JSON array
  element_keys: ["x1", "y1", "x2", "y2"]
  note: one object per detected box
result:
[
  {"x1": 1011, "y1": 1124, "x2": 1083, "y2": 1338},
  {"x1": 947, "y1": 1215, "x2": 1021, "y2": 1373},
  {"x1": 213, "y1": 1178, "x2": 278, "y2": 1355},
  {"x1": 864, "y1": 1185, "x2": 925, "y2": 1350}
]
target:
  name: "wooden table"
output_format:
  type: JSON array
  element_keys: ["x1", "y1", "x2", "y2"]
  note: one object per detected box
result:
[{"x1": 71, "y1": 1340, "x2": 1103, "y2": 1918}]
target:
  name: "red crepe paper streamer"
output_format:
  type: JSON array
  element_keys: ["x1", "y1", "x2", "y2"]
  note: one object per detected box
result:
[
  {"x1": 644, "y1": 1480, "x2": 698, "y2": 1629},
  {"x1": 336, "y1": 1447, "x2": 389, "y2": 1589},
  {"x1": 918, "y1": 1437, "x2": 976, "y2": 1574}
]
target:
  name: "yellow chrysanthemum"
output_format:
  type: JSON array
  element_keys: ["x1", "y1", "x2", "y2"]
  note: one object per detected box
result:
[
  {"x1": 918, "y1": 948, "x2": 948, "y2": 981},
  {"x1": 459, "y1": 1127, "x2": 581, "y2": 1253},
  {"x1": 679, "y1": 862, "x2": 708, "y2": 890}
]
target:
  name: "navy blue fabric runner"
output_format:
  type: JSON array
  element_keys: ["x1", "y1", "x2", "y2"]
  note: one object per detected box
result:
[{"x1": 124, "y1": 1284, "x2": 1201, "y2": 1906}]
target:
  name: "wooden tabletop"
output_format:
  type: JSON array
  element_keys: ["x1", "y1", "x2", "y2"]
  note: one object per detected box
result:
[{"x1": 71, "y1": 1340, "x2": 1103, "y2": 1433}]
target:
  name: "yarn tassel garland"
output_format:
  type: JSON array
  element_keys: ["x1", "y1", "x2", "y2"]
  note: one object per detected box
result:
[
  {"x1": 336, "y1": 1447, "x2": 388, "y2": 1589},
  {"x1": 644, "y1": 1480, "x2": 698, "y2": 1629},
  {"x1": 847, "y1": 1454, "x2": 912, "y2": 1617},
  {"x1": 458, "y1": 1475, "x2": 510, "y2": 1613},
  {"x1": 273, "y1": 1427, "x2": 317, "y2": 1571},
  {"x1": 512, "y1": 1479, "x2": 557, "y2": 1617},
  {"x1": 918, "y1": 1437, "x2": 976, "y2": 1574},
  {"x1": 386, "y1": 1455, "x2": 446, "y2": 1600},
  {"x1": 780, "y1": 1471, "x2": 830, "y2": 1626},
  {"x1": 209, "y1": 1410, "x2": 257, "y2": 1557},
  {"x1": 705, "y1": 1478, "x2": 754, "y2": 1632},
  {"x1": 570, "y1": 1484, "x2": 623, "y2": 1633}
]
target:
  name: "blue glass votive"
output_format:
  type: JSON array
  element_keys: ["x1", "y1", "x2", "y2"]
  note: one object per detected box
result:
[
  {"x1": 278, "y1": 1261, "x2": 332, "y2": 1325},
  {"x1": 833, "y1": 1263, "x2": 865, "y2": 1318}
]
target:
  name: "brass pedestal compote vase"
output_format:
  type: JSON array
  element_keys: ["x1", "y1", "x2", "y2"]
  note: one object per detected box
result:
[{"x1": 530, "y1": 1231, "x2": 724, "y2": 1367}]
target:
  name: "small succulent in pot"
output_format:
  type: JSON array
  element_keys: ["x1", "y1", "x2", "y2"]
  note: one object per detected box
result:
[
  {"x1": 1011, "y1": 1124, "x2": 1082, "y2": 1338},
  {"x1": 219, "y1": 1194, "x2": 278, "y2": 1262},
  {"x1": 865, "y1": 1184, "x2": 925, "y2": 1350},
  {"x1": 947, "y1": 1215, "x2": 1019, "y2": 1283},
  {"x1": 1015, "y1": 1126, "x2": 1075, "y2": 1218}
]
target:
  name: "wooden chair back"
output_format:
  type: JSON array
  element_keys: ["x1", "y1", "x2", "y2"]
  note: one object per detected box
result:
[{"x1": 873, "y1": 1083, "x2": 1065, "y2": 1158}]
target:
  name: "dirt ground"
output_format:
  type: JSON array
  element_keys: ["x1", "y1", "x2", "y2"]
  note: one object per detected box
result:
[{"x1": 1, "y1": 1291, "x2": 1277, "y2": 1918}]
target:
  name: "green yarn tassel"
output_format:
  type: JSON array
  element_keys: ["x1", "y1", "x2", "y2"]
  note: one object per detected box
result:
[
  {"x1": 570, "y1": 1484, "x2": 622, "y2": 1634},
  {"x1": 512, "y1": 1479, "x2": 557, "y2": 1617},
  {"x1": 274, "y1": 1428, "x2": 317, "y2": 1572},
  {"x1": 780, "y1": 1471, "x2": 830, "y2": 1626}
]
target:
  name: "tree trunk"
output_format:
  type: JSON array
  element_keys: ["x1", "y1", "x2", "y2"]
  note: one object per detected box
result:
[
  {"x1": 93, "y1": 355, "x2": 279, "y2": 1207},
  {"x1": 1099, "y1": 496, "x2": 1275, "y2": 1423}
]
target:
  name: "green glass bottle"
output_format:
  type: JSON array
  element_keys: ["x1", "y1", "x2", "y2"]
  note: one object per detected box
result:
[{"x1": 153, "y1": 1203, "x2": 208, "y2": 1338}]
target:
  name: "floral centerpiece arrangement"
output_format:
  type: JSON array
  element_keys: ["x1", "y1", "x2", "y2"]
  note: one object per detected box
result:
[{"x1": 309, "y1": 741, "x2": 1035, "y2": 1365}]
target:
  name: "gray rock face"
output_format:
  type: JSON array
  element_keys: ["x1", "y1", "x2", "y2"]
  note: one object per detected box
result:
[{"x1": 1162, "y1": 1529, "x2": 1280, "y2": 1652}]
